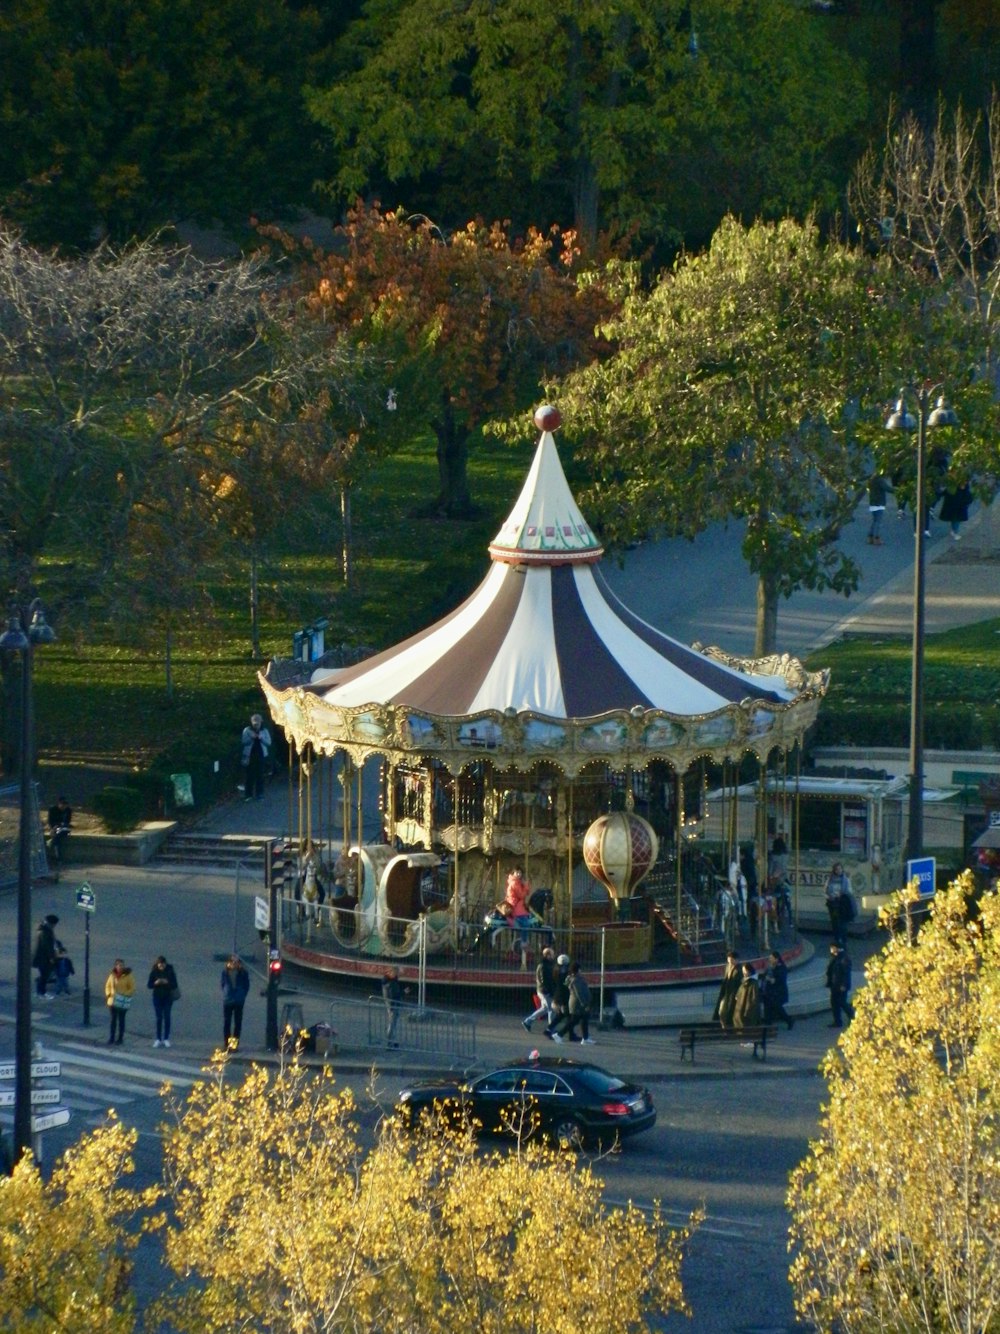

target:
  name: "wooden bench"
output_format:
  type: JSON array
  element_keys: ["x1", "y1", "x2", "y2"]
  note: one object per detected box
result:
[{"x1": 678, "y1": 1023, "x2": 778, "y2": 1062}]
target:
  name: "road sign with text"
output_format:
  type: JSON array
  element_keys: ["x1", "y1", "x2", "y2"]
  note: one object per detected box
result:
[
  {"x1": 0, "y1": 1061, "x2": 60, "y2": 1080},
  {"x1": 31, "y1": 1107, "x2": 70, "y2": 1133},
  {"x1": 0, "y1": 1088, "x2": 61, "y2": 1107},
  {"x1": 906, "y1": 856, "x2": 936, "y2": 897}
]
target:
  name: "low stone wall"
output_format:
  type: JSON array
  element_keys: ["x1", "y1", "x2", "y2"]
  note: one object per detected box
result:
[{"x1": 60, "y1": 821, "x2": 176, "y2": 867}]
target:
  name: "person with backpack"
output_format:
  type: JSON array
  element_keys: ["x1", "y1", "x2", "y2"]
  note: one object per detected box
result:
[{"x1": 824, "y1": 862, "x2": 855, "y2": 945}]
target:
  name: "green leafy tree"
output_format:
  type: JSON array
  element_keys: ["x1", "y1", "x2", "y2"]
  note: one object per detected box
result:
[
  {"x1": 311, "y1": 0, "x2": 867, "y2": 253},
  {"x1": 788, "y1": 875, "x2": 1000, "y2": 1333},
  {"x1": 0, "y1": 0, "x2": 331, "y2": 249},
  {"x1": 554, "y1": 216, "x2": 903, "y2": 656}
]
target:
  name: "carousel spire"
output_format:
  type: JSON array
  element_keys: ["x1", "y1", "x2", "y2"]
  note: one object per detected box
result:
[{"x1": 488, "y1": 405, "x2": 603, "y2": 565}]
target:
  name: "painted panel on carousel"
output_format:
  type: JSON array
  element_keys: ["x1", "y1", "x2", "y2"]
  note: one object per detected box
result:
[
  {"x1": 352, "y1": 710, "x2": 387, "y2": 742},
  {"x1": 405, "y1": 713, "x2": 442, "y2": 748},
  {"x1": 693, "y1": 713, "x2": 735, "y2": 745},
  {"x1": 747, "y1": 708, "x2": 776, "y2": 738},
  {"x1": 458, "y1": 719, "x2": 501, "y2": 750},
  {"x1": 642, "y1": 718, "x2": 682, "y2": 749},
  {"x1": 579, "y1": 718, "x2": 627, "y2": 752},
  {"x1": 524, "y1": 718, "x2": 567, "y2": 750}
]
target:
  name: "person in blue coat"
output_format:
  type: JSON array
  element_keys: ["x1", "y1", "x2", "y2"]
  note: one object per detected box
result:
[{"x1": 221, "y1": 954, "x2": 250, "y2": 1048}]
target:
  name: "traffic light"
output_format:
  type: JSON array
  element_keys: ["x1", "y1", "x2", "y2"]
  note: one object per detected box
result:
[
  {"x1": 268, "y1": 951, "x2": 282, "y2": 980},
  {"x1": 266, "y1": 839, "x2": 287, "y2": 893}
]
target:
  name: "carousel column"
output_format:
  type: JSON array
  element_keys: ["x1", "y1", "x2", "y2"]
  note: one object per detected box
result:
[{"x1": 675, "y1": 771, "x2": 683, "y2": 959}]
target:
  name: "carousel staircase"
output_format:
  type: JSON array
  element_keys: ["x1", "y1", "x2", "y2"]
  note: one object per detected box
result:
[
  {"x1": 155, "y1": 831, "x2": 273, "y2": 872},
  {"x1": 647, "y1": 890, "x2": 726, "y2": 963}
]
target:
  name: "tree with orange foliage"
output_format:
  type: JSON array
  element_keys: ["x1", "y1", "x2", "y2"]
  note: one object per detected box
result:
[{"x1": 272, "y1": 202, "x2": 614, "y2": 519}]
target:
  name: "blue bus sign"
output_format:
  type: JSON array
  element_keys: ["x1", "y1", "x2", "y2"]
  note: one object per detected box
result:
[{"x1": 906, "y1": 856, "x2": 936, "y2": 898}]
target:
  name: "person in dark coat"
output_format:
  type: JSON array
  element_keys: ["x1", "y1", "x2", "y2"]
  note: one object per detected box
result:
[
  {"x1": 732, "y1": 963, "x2": 762, "y2": 1029},
  {"x1": 221, "y1": 955, "x2": 251, "y2": 1048},
  {"x1": 825, "y1": 943, "x2": 855, "y2": 1028},
  {"x1": 546, "y1": 954, "x2": 571, "y2": 1038},
  {"x1": 760, "y1": 950, "x2": 793, "y2": 1029},
  {"x1": 552, "y1": 961, "x2": 593, "y2": 1044},
  {"x1": 147, "y1": 955, "x2": 179, "y2": 1047},
  {"x1": 382, "y1": 966, "x2": 402, "y2": 1048},
  {"x1": 939, "y1": 479, "x2": 972, "y2": 540},
  {"x1": 713, "y1": 951, "x2": 742, "y2": 1027},
  {"x1": 32, "y1": 914, "x2": 60, "y2": 997},
  {"x1": 523, "y1": 945, "x2": 556, "y2": 1030}
]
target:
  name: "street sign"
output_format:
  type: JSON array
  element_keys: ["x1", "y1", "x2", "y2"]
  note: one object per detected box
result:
[
  {"x1": 255, "y1": 895, "x2": 270, "y2": 931},
  {"x1": 76, "y1": 882, "x2": 96, "y2": 912},
  {"x1": 31, "y1": 1107, "x2": 70, "y2": 1133},
  {"x1": 906, "y1": 856, "x2": 936, "y2": 898},
  {"x1": 0, "y1": 1088, "x2": 61, "y2": 1107},
  {"x1": 0, "y1": 1061, "x2": 60, "y2": 1080}
]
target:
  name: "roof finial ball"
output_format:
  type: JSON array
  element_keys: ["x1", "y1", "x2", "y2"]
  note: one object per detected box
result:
[{"x1": 533, "y1": 403, "x2": 561, "y2": 433}]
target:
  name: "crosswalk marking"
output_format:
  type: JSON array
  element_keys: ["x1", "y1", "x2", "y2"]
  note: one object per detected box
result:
[{"x1": 0, "y1": 1039, "x2": 208, "y2": 1129}]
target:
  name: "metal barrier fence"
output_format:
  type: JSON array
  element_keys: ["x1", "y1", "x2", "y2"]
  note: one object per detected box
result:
[
  {"x1": 0, "y1": 781, "x2": 49, "y2": 890},
  {"x1": 272, "y1": 989, "x2": 478, "y2": 1065}
]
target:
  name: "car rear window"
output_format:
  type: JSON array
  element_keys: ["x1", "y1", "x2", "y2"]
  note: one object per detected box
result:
[{"x1": 572, "y1": 1066, "x2": 628, "y2": 1095}]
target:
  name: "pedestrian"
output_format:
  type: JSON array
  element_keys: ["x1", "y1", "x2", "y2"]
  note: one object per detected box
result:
[
  {"x1": 32, "y1": 914, "x2": 60, "y2": 998},
  {"x1": 712, "y1": 951, "x2": 742, "y2": 1027},
  {"x1": 240, "y1": 712, "x2": 272, "y2": 801},
  {"x1": 523, "y1": 945, "x2": 556, "y2": 1031},
  {"x1": 824, "y1": 862, "x2": 854, "y2": 944},
  {"x1": 382, "y1": 966, "x2": 402, "y2": 1048},
  {"x1": 221, "y1": 954, "x2": 250, "y2": 1048},
  {"x1": 552, "y1": 961, "x2": 594, "y2": 1044},
  {"x1": 825, "y1": 942, "x2": 855, "y2": 1028},
  {"x1": 867, "y1": 473, "x2": 892, "y2": 544},
  {"x1": 546, "y1": 953, "x2": 571, "y2": 1039},
  {"x1": 46, "y1": 795, "x2": 73, "y2": 863},
  {"x1": 53, "y1": 946, "x2": 75, "y2": 995},
  {"x1": 147, "y1": 955, "x2": 179, "y2": 1047},
  {"x1": 732, "y1": 963, "x2": 763, "y2": 1030},
  {"x1": 105, "y1": 959, "x2": 135, "y2": 1044},
  {"x1": 760, "y1": 950, "x2": 793, "y2": 1029},
  {"x1": 939, "y1": 477, "x2": 972, "y2": 540}
]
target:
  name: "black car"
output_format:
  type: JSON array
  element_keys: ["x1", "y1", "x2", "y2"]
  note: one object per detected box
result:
[{"x1": 396, "y1": 1057, "x2": 656, "y2": 1149}]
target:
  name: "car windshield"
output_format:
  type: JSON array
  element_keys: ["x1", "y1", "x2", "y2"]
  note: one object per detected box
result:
[{"x1": 571, "y1": 1065, "x2": 629, "y2": 1095}]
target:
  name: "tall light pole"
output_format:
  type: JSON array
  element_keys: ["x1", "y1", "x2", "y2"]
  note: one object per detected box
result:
[
  {"x1": 0, "y1": 599, "x2": 56, "y2": 1165},
  {"x1": 884, "y1": 387, "x2": 956, "y2": 866}
]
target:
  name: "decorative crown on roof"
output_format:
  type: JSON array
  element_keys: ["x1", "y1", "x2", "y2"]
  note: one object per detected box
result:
[{"x1": 488, "y1": 406, "x2": 603, "y2": 566}]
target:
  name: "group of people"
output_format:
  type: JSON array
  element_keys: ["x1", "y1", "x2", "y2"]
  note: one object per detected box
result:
[
  {"x1": 868, "y1": 466, "x2": 973, "y2": 544},
  {"x1": 30, "y1": 914, "x2": 73, "y2": 998},
  {"x1": 713, "y1": 949, "x2": 795, "y2": 1032},
  {"x1": 521, "y1": 947, "x2": 594, "y2": 1045}
]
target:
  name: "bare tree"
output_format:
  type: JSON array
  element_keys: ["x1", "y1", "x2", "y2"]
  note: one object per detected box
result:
[
  {"x1": 0, "y1": 227, "x2": 277, "y2": 607},
  {"x1": 850, "y1": 96, "x2": 1000, "y2": 372}
]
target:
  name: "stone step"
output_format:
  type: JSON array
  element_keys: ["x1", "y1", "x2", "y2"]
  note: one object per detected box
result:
[{"x1": 155, "y1": 832, "x2": 272, "y2": 871}]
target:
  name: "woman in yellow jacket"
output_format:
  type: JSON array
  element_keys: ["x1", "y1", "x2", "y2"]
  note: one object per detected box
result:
[{"x1": 105, "y1": 958, "x2": 135, "y2": 1044}]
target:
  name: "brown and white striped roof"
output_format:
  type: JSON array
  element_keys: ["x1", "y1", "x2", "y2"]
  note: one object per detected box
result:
[{"x1": 308, "y1": 427, "x2": 796, "y2": 722}]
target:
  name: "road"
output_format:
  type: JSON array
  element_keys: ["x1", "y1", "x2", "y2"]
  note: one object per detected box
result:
[{"x1": 601, "y1": 495, "x2": 944, "y2": 658}]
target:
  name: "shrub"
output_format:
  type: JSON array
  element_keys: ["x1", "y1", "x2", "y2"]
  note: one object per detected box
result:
[{"x1": 92, "y1": 786, "x2": 145, "y2": 833}]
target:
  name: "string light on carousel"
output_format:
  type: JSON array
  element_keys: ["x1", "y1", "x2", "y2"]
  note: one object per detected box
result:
[{"x1": 258, "y1": 400, "x2": 829, "y2": 991}]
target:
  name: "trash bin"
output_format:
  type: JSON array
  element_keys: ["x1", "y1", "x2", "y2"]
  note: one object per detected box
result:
[{"x1": 170, "y1": 773, "x2": 194, "y2": 808}]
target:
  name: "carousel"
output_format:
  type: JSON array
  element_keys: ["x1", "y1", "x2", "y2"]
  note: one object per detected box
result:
[{"x1": 260, "y1": 406, "x2": 829, "y2": 989}]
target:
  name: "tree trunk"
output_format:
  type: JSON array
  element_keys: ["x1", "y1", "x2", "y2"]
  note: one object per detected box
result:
[
  {"x1": 430, "y1": 398, "x2": 474, "y2": 518},
  {"x1": 250, "y1": 547, "x2": 260, "y2": 659},
  {"x1": 340, "y1": 484, "x2": 352, "y2": 587},
  {"x1": 164, "y1": 624, "x2": 174, "y2": 703},
  {"x1": 755, "y1": 572, "x2": 779, "y2": 658}
]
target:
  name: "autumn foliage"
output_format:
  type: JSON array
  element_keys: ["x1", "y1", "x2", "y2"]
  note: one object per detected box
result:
[{"x1": 788, "y1": 875, "x2": 1000, "y2": 1333}]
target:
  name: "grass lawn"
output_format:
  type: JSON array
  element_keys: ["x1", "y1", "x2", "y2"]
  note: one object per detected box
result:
[
  {"x1": 28, "y1": 430, "x2": 534, "y2": 809},
  {"x1": 806, "y1": 618, "x2": 1000, "y2": 751}
]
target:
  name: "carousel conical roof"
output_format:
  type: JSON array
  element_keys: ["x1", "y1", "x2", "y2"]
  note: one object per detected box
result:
[{"x1": 300, "y1": 426, "x2": 803, "y2": 718}]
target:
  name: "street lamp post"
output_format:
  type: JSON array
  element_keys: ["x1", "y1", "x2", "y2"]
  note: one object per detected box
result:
[
  {"x1": 885, "y1": 387, "x2": 957, "y2": 867},
  {"x1": 0, "y1": 600, "x2": 56, "y2": 1165}
]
